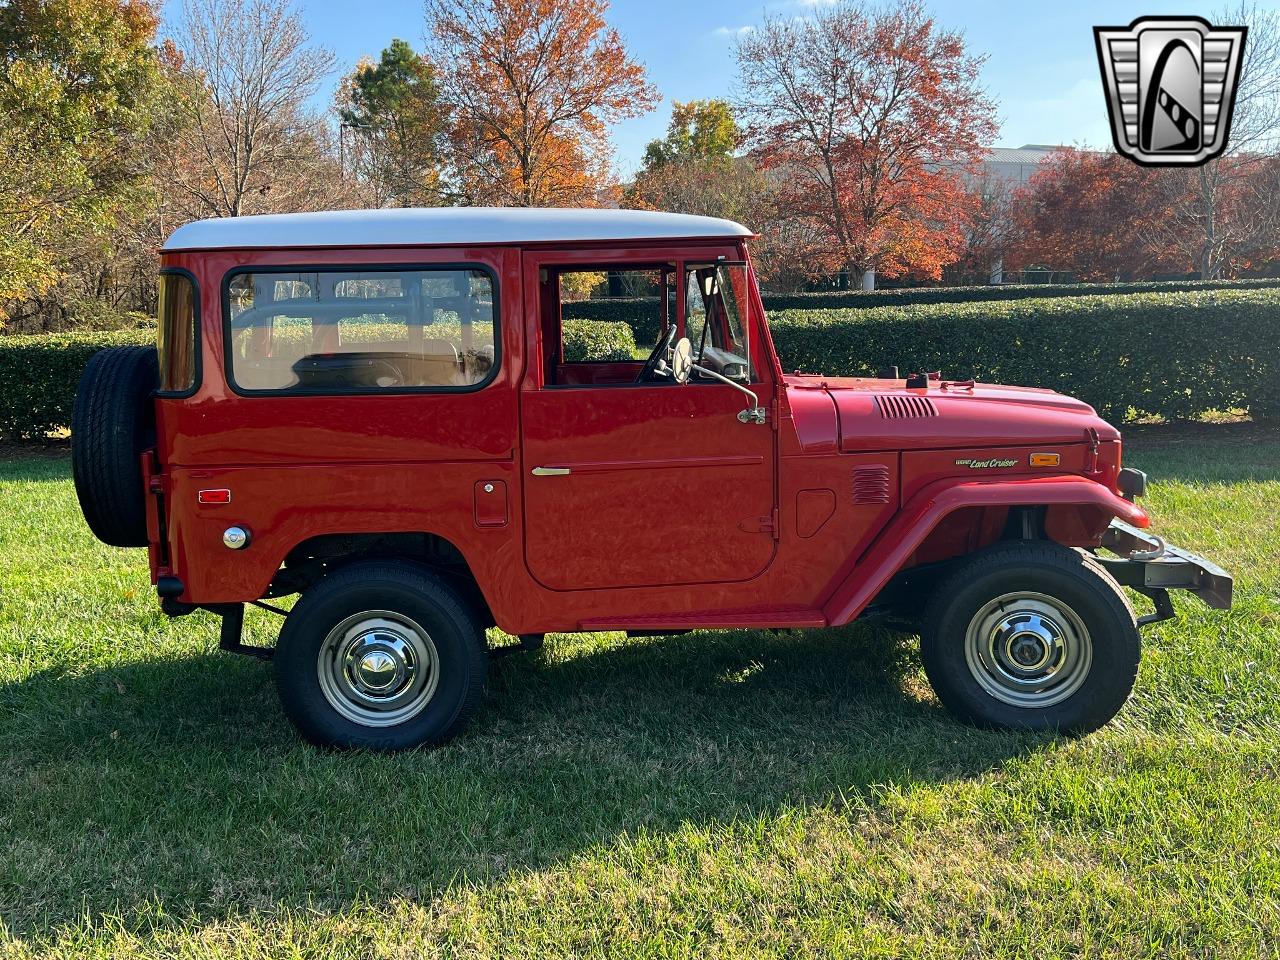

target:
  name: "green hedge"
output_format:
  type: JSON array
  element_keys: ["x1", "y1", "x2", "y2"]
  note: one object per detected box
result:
[
  {"x1": 3, "y1": 289, "x2": 1277, "y2": 437},
  {"x1": 0, "y1": 329, "x2": 153, "y2": 439},
  {"x1": 768, "y1": 288, "x2": 1280, "y2": 422},
  {"x1": 562, "y1": 298, "x2": 670, "y2": 346},
  {"x1": 562, "y1": 278, "x2": 1280, "y2": 333},
  {"x1": 561, "y1": 319, "x2": 637, "y2": 362},
  {"x1": 759, "y1": 277, "x2": 1280, "y2": 310}
]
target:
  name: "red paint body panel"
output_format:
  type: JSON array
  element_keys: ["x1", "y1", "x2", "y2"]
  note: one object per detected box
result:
[
  {"x1": 148, "y1": 235, "x2": 1150, "y2": 635},
  {"x1": 520, "y1": 383, "x2": 777, "y2": 589},
  {"x1": 554, "y1": 362, "x2": 643, "y2": 385},
  {"x1": 805, "y1": 377, "x2": 1120, "y2": 454},
  {"x1": 821, "y1": 476, "x2": 1148, "y2": 627}
]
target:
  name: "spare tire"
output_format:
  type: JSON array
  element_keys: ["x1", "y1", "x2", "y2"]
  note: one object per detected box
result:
[{"x1": 72, "y1": 346, "x2": 159, "y2": 547}]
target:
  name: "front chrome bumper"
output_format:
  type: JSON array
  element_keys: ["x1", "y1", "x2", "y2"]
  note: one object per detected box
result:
[{"x1": 1095, "y1": 518, "x2": 1234, "y2": 624}]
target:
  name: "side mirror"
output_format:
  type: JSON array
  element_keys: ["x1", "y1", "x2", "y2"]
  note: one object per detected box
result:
[{"x1": 672, "y1": 337, "x2": 693, "y2": 384}]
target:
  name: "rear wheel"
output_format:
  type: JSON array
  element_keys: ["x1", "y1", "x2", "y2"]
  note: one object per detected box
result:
[
  {"x1": 274, "y1": 562, "x2": 486, "y2": 750},
  {"x1": 921, "y1": 542, "x2": 1139, "y2": 734}
]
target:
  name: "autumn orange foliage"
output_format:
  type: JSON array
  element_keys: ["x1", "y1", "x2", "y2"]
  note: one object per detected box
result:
[
  {"x1": 1008, "y1": 149, "x2": 1171, "y2": 281},
  {"x1": 427, "y1": 0, "x2": 658, "y2": 207},
  {"x1": 736, "y1": 1, "x2": 997, "y2": 286}
]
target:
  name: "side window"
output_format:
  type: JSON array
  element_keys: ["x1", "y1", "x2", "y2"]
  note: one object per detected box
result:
[
  {"x1": 545, "y1": 266, "x2": 674, "y2": 385},
  {"x1": 684, "y1": 263, "x2": 754, "y2": 382},
  {"x1": 157, "y1": 271, "x2": 198, "y2": 394},
  {"x1": 225, "y1": 267, "x2": 497, "y2": 393}
]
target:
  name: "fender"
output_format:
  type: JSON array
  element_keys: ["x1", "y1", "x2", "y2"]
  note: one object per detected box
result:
[{"x1": 822, "y1": 476, "x2": 1150, "y2": 626}]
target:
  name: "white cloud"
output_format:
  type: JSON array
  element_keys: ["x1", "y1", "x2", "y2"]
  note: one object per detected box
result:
[{"x1": 712, "y1": 25, "x2": 755, "y2": 38}]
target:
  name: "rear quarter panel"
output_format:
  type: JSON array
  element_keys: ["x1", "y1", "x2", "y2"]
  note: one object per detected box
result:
[{"x1": 155, "y1": 246, "x2": 523, "y2": 607}]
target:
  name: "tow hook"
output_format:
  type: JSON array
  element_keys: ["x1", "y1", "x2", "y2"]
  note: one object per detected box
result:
[
  {"x1": 1095, "y1": 519, "x2": 1234, "y2": 622},
  {"x1": 1128, "y1": 534, "x2": 1166, "y2": 562}
]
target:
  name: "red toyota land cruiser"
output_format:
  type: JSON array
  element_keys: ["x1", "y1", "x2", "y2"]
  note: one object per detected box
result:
[{"x1": 71, "y1": 208, "x2": 1232, "y2": 750}]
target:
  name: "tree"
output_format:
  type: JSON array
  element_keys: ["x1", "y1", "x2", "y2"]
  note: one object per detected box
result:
[
  {"x1": 425, "y1": 0, "x2": 658, "y2": 206},
  {"x1": 0, "y1": 0, "x2": 172, "y2": 321},
  {"x1": 1008, "y1": 149, "x2": 1171, "y2": 282},
  {"x1": 735, "y1": 0, "x2": 997, "y2": 289},
  {"x1": 1150, "y1": 3, "x2": 1280, "y2": 278},
  {"x1": 166, "y1": 0, "x2": 342, "y2": 219},
  {"x1": 336, "y1": 39, "x2": 450, "y2": 207},
  {"x1": 945, "y1": 172, "x2": 1014, "y2": 285},
  {"x1": 1149, "y1": 155, "x2": 1280, "y2": 280},
  {"x1": 640, "y1": 99, "x2": 740, "y2": 170},
  {"x1": 628, "y1": 157, "x2": 766, "y2": 221},
  {"x1": 627, "y1": 98, "x2": 762, "y2": 225}
]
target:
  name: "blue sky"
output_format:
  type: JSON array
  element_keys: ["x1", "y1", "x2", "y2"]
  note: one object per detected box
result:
[{"x1": 162, "y1": 0, "x2": 1278, "y2": 175}]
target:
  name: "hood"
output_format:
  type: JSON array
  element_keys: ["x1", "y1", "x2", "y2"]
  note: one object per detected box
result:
[{"x1": 783, "y1": 375, "x2": 1119, "y2": 454}]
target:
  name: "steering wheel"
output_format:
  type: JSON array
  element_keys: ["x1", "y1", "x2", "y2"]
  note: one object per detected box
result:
[
  {"x1": 367, "y1": 357, "x2": 405, "y2": 388},
  {"x1": 635, "y1": 323, "x2": 679, "y2": 384}
]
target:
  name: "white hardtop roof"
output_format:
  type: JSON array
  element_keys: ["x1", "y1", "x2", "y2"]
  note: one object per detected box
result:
[{"x1": 162, "y1": 207, "x2": 755, "y2": 251}]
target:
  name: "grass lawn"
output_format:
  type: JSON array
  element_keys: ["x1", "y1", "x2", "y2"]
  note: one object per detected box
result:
[{"x1": 0, "y1": 425, "x2": 1278, "y2": 958}]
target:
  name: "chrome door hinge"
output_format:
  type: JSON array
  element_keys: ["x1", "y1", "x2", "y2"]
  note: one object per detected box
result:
[
  {"x1": 740, "y1": 507, "x2": 780, "y2": 539},
  {"x1": 761, "y1": 507, "x2": 781, "y2": 540}
]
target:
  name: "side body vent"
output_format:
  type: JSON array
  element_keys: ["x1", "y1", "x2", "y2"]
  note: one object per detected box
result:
[
  {"x1": 876, "y1": 394, "x2": 938, "y2": 419},
  {"x1": 852, "y1": 464, "x2": 892, "y2": 504}
]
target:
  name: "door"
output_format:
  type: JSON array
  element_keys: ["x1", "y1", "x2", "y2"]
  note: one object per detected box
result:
[{"x1": 520, "y1": 251, "x2": 777, "y2": 591}]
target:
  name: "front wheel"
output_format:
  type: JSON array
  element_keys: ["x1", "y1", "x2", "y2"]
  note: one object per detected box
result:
[
  {"x1": 274, "y1": 562, "x2": 486, "y2": 750},
  {"x1": 921, "y1": 542, "x2": 1140, "y2": 734}
]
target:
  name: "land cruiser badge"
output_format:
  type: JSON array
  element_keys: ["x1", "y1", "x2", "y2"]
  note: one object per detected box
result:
[{"x1": 956, "y1": 458, "x2": 1019, "y2": 469}]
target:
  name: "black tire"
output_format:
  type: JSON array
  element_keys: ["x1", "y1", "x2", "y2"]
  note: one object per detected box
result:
[
  {"x1": 921, "y1": 542, "x2": 1140, "y2": 734},
  {"x1": 274, "y1": 562, "x2": 487, "y2": 750},
  {"x1": 71, "y1": 345, "x2": 159, "y2": 547}
]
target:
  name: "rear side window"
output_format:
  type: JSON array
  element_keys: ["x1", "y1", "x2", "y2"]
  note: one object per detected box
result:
[
  {"x1": 225, "y1": 267, "x2": 498, "y2": 394},
  {"x1": 157, "y1": 271, "x2": 198, "y2": 394}
]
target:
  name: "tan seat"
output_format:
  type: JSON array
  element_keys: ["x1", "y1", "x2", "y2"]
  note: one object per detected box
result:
[{"x1": 413, "y1": 338, "x2": 463, "y2": 386}]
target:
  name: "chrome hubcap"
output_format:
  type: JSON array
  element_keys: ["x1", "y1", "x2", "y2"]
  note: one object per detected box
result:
[
  {"x1": 318, "y1": 612, "x2": 439, "y2": 727},
  {"x1": 964, "y1": 591, "x2": 1092, "y2": 708}
]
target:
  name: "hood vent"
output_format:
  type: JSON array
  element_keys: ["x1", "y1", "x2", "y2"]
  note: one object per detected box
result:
[
  {"x1": 852, "y1": 464, "x2": 892, "y2": 504},
  {"x1": 876, "y1": 394, "x2": 938, "y2": 419}
]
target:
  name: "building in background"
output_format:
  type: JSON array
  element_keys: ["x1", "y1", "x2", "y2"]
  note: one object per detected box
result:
[
  {"x1": 980, "y1": 144, "x2": 1063, "y2": 186},
  {"x1": 975, "y1": 144, "x2": 1079, "y2": 284}
]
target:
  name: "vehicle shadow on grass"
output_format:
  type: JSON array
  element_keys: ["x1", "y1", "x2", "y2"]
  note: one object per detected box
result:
[
  {"x1": 1123, "y1": 421, "x2": 1280, "y2": 484},
  {"x1": 0, "y1": 622, "x2": 1055, "y2": 937}
]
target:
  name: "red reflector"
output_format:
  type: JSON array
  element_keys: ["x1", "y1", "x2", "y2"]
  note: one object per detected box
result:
[{"x1": 198, "y1": 488, "x2": 232, "y2": 505}]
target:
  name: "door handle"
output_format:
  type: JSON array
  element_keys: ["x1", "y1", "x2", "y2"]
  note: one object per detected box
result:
[{"x1": 531, "y1": 466, "x2": 571, "y2": 476}]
